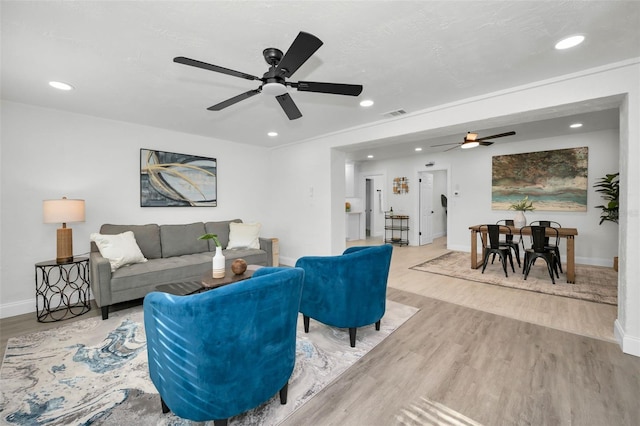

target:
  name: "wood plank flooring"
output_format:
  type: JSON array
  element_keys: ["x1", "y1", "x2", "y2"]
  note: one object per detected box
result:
[{"x1": 1, "y1": 237, "x2": 638, "y2": 425}]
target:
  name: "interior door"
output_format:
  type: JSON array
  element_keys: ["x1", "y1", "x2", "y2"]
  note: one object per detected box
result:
[{"x1": 420, "y1": 173, "x2": 434, "y2": 245}]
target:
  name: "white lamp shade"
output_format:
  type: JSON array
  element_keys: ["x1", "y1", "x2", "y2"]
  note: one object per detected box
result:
[{"x1": 43, "y1": 198, "x2": 85, "y2": 224}]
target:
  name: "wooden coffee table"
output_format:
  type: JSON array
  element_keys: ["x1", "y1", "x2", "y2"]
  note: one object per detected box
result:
[{"x1": 156, "y1": 265, "x2": 260, "y2": 296}]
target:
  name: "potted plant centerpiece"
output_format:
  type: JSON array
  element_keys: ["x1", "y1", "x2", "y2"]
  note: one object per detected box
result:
[
  {"x1": 594, "y1": 172, "x2": 619, "y2": 270},
  {"x1": 509, "y1": 196, "x2": 535, "y2": 228},
  {"x1": 199, "y1": 233, "x2": 225, "y2": 278}
]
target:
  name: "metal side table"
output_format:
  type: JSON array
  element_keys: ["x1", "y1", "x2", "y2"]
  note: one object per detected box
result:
[{"x1": 35, "y1": 256, "x2": 91, "y2": 322}]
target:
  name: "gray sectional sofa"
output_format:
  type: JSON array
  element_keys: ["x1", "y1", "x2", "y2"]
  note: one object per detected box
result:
[{"x1": 89, "y1": 219, "x2": 278, "y2": 319}]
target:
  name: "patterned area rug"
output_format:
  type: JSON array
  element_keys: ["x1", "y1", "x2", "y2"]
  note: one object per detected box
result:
[
  {"x1": 411, "y1": 251, "x2": 617, "y2": 305},
  {"x1": 0, "y1": 301, "x2": 418, "y2": 425}
]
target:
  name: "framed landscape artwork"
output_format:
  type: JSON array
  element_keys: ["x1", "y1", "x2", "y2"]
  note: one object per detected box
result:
[
  {"x1": 140, "y1": 149, "x2": 217, "y2": 207},
  {"x1": 491, "y1": 147, "x2": 588, "y2": 212}
]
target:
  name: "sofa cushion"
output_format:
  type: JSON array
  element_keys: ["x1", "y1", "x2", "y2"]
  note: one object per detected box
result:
[
  {"x1": 160, "y1": 222, "x2": 208, "y2": 258},
  {"x1": 90, "y1": 231, "x2": 148, "y2": 272},
  {"x1": 204, "y1": 219, "x2": 242, "y2": 251},
  {"x1": 100, "y1": 224, "x2": 161, "y2": 259},
  {"x1": 227, "y1": 222, "x2": 261, "y2": 249}
]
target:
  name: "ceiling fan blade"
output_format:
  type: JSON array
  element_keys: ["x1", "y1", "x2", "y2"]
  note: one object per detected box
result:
[
  {"x1": 276, "y1": 93, "x2": 302, "y2": 120},
  {"x1": 479, "y1": 141, "x2": 494, "y2": 146},
  {"x1": 431, "y1": 142, "x2": 460, "y2": 148},
  {"x1": 174, "y1": 57, "x2": 261, "y2": 81},
  {"x1": 275, "y1": 32, "x2": 323, "y2": 78},
  {"x1": 207, "y1": 89, "x2": 261, "y2": 111},
  {"x1": 476, "y1": 131, "x2": 516, "y2": 141},
  {"x1": 444, "y1": 145, "x2": 460, "y2": 152},
  {"x1": 294, "y1": 81, "x2": 363, "y2": 96}
]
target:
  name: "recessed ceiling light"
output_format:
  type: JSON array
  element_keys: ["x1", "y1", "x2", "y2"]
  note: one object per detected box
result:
[
  {"x1": 49, "y1": 81, "x2": 74, "y2": 91},
  {"x1": 555, "y1": 35, "x2": 585, "y2": 50},
  {"x1": 415, "y1": 147, "x2": 423, "y2": 152},
  {"x1": 570, "y1": 123, "x2": 583, "y2": 129},
  {"x1": 267, "y1": 131, "x2": 278, "y2": 137},
  {"x1": 360, "y1": 100, "x2": 374, "y2": 107},
  {"x1": 367, "y1": 155, "x2": 374, "y2": 159}
]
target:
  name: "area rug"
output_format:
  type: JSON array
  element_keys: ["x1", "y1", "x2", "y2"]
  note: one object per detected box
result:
[
  {"x1": 411, "y1": 251, "x2": 617, "y2": 305},
  {"x1": 0, "y1": 300, "x2": 418, "y2": 425}
]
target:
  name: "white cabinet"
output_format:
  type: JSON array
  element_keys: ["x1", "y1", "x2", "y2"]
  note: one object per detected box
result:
[{"x1": 346, "y1": 212, "x2": 361, "y2": 241}]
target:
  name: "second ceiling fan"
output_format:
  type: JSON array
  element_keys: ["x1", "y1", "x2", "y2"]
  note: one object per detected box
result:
[
  {"x1": 431, "y1": 131, "x2": 516, "y2": 151},
  {"x1": 174, "y1": 31, "x2": 363, "y2": 120}
]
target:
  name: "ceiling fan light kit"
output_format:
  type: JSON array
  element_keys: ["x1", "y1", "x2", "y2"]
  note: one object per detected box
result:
[
  {"x1": 461, "y1": 141, "x2": 479, "y2": 149},
  {"x1": 262, "y1": 82, "x2": 288, "y2": 96},
  {"x1": 431, "y1": 131, "x2": 516, "y2": 151},
  {"x1": 174, "y1": 31, "x2": 363, "y2": 120}
]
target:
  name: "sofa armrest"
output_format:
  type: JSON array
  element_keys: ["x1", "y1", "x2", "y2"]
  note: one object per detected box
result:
[
  {"x1": 89, "y1": 251, "x2": 113, "y2": 308},
  {"x1": 259, "y1": 237, "x2": 279, "y2": 266}
]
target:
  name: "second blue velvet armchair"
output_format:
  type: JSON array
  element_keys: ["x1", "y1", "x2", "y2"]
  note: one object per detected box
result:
[{"x1": 295, "y1": 244, "x2": 393, "y2": 347}]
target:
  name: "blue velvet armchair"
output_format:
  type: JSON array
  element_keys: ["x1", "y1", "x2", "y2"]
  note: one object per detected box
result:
[
  {"x1": 143, "y1": 267, "x2": 304, "y2": 426},
  {"x1": 295, "y1": 244, "x2": 393, "y2": 347}
]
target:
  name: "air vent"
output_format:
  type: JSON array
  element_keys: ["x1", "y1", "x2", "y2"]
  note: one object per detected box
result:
[{"x1": 382, "y1": 109, "x2": 407, "y2": 118}]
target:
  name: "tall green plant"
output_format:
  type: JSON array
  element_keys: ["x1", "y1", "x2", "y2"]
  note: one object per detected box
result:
[{"x1": 594, "y1": 172, "x2": 619, "y2": 225}]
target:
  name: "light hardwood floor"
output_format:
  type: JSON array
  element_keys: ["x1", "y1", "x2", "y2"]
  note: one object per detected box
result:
[{"x1": 1, "y1": 237, "x2": 638, "y2": 425}]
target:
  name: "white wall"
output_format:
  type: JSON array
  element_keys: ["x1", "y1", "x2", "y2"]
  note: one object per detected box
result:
[
  {"x1": 0, "y1": 101, "x2": 271, "y2": 317},
  {"x1": 268, "y1": 140, "x2": 335, "y2": 266},
  {"x1": 358, "y1": 129, "x2": 619, "y2": 265}
]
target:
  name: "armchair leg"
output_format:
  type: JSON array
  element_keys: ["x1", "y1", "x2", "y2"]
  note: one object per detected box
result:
[
  {"x1": 161, "y1": 397, "x2": 170, "y2": 414},
  {"x1": 214, "y1": 420, "x2": 228, "y2": 426},
  {"x1": 279, "y1": 382, "x2": 289, "y2": 404},
  {"x1": 303, "y1": 315, "x2": 310, "y2": 333},
  {"x1": 101, "y1": 306, "x2": 109, "y2": 320},
  {"x1": 375, "y1": 320, "x2": 381, "y2": 331},
  {"x1": 349, "y1": 327, "x2": 357, "y2": 347}
]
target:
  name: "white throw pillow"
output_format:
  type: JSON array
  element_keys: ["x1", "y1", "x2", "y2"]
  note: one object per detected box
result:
[
  {"x1": 90, "y1": 231, "x2": 148, "y2": 272},
  {"x1": 227, "y1": 222, "x2": 261, "y2": 250}
]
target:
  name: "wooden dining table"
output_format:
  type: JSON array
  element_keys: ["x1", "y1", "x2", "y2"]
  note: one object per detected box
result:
[{"x1": 469, "y1": 224, "x2": 579, "y2": 283}]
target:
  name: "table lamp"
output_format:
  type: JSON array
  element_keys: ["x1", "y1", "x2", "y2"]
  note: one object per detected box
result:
[{"x1": 43, "y1": 197, "x2": 85, "y2": 263}]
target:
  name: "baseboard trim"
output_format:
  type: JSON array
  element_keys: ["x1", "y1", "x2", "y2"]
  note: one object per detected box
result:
[
  {"x1": 615, "y1": 319, "x2": 640, "y2": 358},
  {"x1": 0, "y1": 298, "x2": 35, "y2": 319}
]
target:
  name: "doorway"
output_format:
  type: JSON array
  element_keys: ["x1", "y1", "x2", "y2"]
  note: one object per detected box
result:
[
  {"x1": 365, "y1": 179, "x2": 372, "y2": 237},
  {"x1": 418, "y1": 170, "x2": 448, "y2": 245},
  {"x1": 362, "y1": 173, "x2": 385, "y2": 240}
]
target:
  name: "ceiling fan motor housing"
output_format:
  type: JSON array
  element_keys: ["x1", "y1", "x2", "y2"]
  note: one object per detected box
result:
[{"x1": 263, "y1": 48, "x2": 284, "y2": 66}]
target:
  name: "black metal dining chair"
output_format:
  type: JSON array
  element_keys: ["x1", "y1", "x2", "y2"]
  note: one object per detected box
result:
[
  {"x1": 520, "y1": 226, "x2": 560, "y2": 284},
  {"x1": 529, "y1": 220, "x2": 563, "y2": 273},
  {"x1": 480, "y1": 224, "x2": 515, "y2": 277},
  {"x1": 496, "y1": 219, "x2": 520, "y2": 267}
]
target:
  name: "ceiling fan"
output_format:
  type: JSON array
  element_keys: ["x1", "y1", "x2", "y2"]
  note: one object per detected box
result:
[
  {"x1": 173, "y1": 31, "x2": 363, "y2": 120},
  {"x1": 431, "y1": 131, "x2": 516, "y2": 151}
]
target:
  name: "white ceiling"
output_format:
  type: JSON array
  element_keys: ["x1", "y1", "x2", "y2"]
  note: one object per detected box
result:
[{"x1": 2, "y1": 1, "x2": 639, "y2": 158}]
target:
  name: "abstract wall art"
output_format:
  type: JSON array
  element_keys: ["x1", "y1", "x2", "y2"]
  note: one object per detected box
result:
[
  {"x1": 491, "y1": 147, "x2": 588, "y2": 212},
  {"x1": 140, "y1": 149, "x2": 217, "y2": 207}
]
